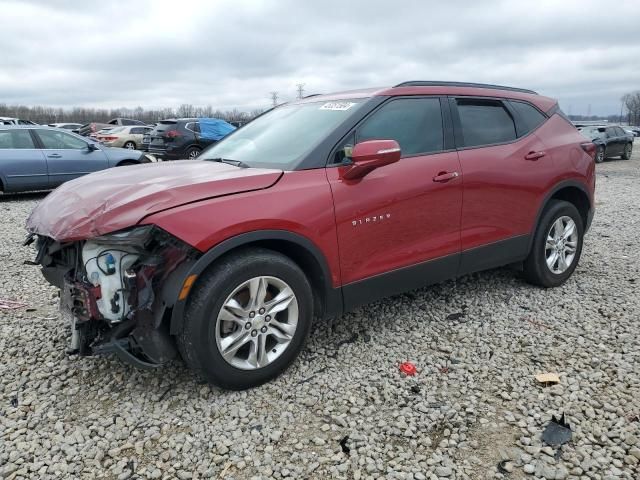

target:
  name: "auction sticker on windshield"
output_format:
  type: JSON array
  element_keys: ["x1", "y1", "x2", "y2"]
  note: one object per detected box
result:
[{"x1": 320, "y1": 102, "x2": 356, "y2": 111}]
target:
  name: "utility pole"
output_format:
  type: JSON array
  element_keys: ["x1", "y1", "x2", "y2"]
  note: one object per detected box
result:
[
  {"x1": 296, "y1": 83, "x2": 305, "y2": 100},
  {"x1": 269, "y1": 91, "x2": 279, "y2": 107}
]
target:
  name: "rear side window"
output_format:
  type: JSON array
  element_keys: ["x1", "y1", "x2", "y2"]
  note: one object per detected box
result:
[
  {"x1": 130, "y1": 127, "x2": 145, "y2": 134},
  {"x1": 185, "y1": 122, "x2": 200, "y2": 133},
  {"x1": 456, "y1": 99, "x2": 516, "y2": 147},
  {"x1": 509, "y1": 101, "x2": 546, "y2": 134},
  {"x1": 0, "y1": 130, "x2": 36, "y2": 149},
  {"x1": 357, "y1": 98, "x2": 444, "y2": 156}
]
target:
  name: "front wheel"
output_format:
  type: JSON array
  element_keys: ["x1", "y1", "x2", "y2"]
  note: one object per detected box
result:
[
  {"x1": 523, "y1": 200, "x2": 584, "y2": 288},
  {"x1": 177, "y1": 248, "x2": 313, "y2": 390},
  {"x1": 621, "y1": 143, "x2": 632, "y2": 160},
  {"x1": 595, "y1": 146, "x2": 605, "y2": 163}
]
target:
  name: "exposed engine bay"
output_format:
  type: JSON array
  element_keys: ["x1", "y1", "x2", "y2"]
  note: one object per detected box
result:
[{"x1": 26, "y1": 225, "x2": 199, "y2": 368}]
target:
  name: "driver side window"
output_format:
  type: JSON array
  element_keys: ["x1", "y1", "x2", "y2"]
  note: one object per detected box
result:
[
  {"x1": 332, "y1": 98, "x2": 444, "y2": 164},
  {"x1": 37, "y1": 130, "x2": 88, "y2": 149}
]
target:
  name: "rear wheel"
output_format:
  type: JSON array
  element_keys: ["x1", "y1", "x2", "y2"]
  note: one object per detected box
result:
[
  {"x1": 123, "y1": 141, "x2": 136, "y2": 150},
  {"x1": 621, "y1": 143, "x2": 632, "y2": 160},
  {"x1": 523, "y1": 200, "x2": 584, "y2": 287},
  {"x1": 178, "y1": 248, "x2": 313, "y2": 390},
  {"x1": 186, "y1": 147, "x2": 201, "y2": 159},
  {"x1": 595, "y1": 146, "x2": 605, "y2": 163}
]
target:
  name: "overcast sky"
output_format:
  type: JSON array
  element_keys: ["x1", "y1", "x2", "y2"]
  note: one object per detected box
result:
[{"x1": 1, "y1": 0, "x2": 638, "y2": 115}]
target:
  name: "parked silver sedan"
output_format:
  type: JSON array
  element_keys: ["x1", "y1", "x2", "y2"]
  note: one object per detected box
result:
[{"x1": 0, "y1": 126, "x2": 154, "y2": 193}]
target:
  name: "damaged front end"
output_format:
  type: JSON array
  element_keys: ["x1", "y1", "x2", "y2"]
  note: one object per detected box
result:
[{"x1": 26, "y1": 225, "x2": 199, "y2": 369}]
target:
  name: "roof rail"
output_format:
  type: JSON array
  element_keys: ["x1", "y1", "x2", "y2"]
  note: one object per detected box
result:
[{"x1": 394, "y1": 81, "x2": 537, "y2": 95}]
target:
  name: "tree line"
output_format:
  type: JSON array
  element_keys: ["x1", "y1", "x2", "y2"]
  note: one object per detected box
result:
[{"x1": 0, "y1": 103, "x2": 266, "y2": 125}]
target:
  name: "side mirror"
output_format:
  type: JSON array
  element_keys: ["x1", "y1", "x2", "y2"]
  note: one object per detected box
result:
[
  {"x1": 87, "y1": 142, "x2": 98, "y2": 151},
  {"x1": 341, "y1": 140, "x2": 401, "y2": 180}
]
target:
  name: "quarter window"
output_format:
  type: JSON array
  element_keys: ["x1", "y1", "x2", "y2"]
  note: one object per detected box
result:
[
  {"x1": 456, "y1": 99, "x2": 517, "y2": 147},
  {"x1": 0, "y1": 130, "x2": 36, "y2": 149},
  {"x1": 37, "y1": 129, "x2": 88, "y2": 149},
  {"x1": 509, "y1": 101, "x2": 546, "y2": 134},
  {"x1": 357, "y1": 98, "x2": 444, "y2": 156}
]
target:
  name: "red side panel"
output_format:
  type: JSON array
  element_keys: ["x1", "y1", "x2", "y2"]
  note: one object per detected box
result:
[{"x1": 142, "y1": 169, "x2": 343, "y2": 287}]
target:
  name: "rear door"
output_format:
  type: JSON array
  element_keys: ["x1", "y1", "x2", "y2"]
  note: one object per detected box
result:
[
  {"x1": 0, "y1": 129, "x2": 48, "y2": 191},
  {"x1": 327, "y1": 97, "x2": 463, "y2": 306},
  {"x1": 452, "y1": 97, "x2": 551, "y2": 273},
  {"x1": 33, "y1": 129, "x2": 109, "y2": 187}
]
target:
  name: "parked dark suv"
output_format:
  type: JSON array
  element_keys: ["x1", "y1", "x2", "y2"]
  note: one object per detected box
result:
[
  {"x1": 26, "y1": 81, "x2": 596, "y2": 390},
  {"x1": 147, "y1": 118, "x2": 235, "y2": 160}
]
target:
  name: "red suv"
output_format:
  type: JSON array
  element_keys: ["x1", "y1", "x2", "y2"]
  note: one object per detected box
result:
[{"x1": 26, "y1": 81, "x2": 596, "y2": 389}]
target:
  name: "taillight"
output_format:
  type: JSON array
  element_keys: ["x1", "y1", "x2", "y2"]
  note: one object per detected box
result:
[
  {"x1": 164, "y1": 129, "x2": 181, "y2": 138},
  {"x1": 581, "y1": 142, "x2": 596, "y2": 160},
  {"x1": 101, "y1": 136, "x2": 118, "y2": 141}
]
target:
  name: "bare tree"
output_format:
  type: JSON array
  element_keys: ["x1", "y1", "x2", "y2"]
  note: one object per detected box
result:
[{"x1": 622, "y1": 92, "x2": 640, "y2": 126}]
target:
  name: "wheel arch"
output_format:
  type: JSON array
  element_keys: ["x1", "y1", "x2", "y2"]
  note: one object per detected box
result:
[
  {"x1": 528, "y1": 180, "x2": 592, "y2": 252},
  {"x1": 116, "y1": 159, "x2": 140, "y2": 166},
  {"x1": 168, "y1": 230, "x2": 343, "y2": 335}
]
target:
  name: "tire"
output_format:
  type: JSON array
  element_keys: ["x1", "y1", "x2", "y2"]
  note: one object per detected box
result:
[
  {"x1": 523, "y1": 200, "x2": 584, "y2": 288},
  {"x1": 595, "y1": 145, "x2": 605, "y2": 163},
  {"x1": 621, "y1": 143, "x2": 632, "y2": 160},
  {"x1": 177, "y1": 248, "x2": 314, "y2": 390},
  {"x1": 124, "y1": 141, "x2": 136, "y2": 150},
  {"x1": 186, "y1": 147, "x2": 201, "y2": 159}
]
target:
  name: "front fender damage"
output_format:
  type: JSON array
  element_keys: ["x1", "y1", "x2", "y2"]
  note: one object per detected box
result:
[{"x1": 29, "y1": 226, "x2": 199, "y2": 369}]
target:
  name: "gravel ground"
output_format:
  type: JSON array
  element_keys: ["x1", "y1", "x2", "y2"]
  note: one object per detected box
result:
[{"x1": 1, "y1": 141, "x2": 639, "y2": 480}]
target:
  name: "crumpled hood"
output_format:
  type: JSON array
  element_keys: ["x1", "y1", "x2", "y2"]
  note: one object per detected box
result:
[{"x1": 26, "y1": 160, "x2": 283, "y2": 241}]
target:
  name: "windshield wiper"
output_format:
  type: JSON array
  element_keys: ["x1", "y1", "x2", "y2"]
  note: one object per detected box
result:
[{"x1": 208, "y1": 158, "x2": 250, "y2": 168}]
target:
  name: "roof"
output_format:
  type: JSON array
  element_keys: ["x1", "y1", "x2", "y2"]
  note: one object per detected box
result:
[{"x1": 295, "y1": 81, "x2": 556, "y2": 112}]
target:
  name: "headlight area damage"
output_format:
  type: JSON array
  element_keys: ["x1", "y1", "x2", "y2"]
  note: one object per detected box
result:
[{"x1": 25, "y1": 225, "x2": 200, "y2": 369}]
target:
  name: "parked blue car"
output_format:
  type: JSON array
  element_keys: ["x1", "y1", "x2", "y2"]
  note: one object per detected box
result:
[{"x1": 0, "y1": 125, "x2": 153, "y2": 193}]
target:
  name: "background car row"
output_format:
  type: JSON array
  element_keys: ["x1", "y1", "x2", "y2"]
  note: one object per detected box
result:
[{"x1": 0, "y1": 126, "x2": 152, "y2": 193}]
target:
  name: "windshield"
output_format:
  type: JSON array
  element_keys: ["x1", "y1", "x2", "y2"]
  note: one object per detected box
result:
[{"x1": 200, "y1": 99, "x2": 365, "y2": 169}]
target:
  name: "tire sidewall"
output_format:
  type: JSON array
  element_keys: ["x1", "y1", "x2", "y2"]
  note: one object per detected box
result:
[
  {"x1": 187, "y1": 251, "x2": 313, "y2": 389},
  {"x1": 529, "y1": 201, "x2": 584, "y2": 287}
]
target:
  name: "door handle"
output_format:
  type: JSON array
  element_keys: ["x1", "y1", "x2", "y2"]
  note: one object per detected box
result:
[
  {"x1": 524, "y1": 150, "x2": 546, "y2": 161},
  {"x1": 432, "y1": 171, "x2": 460, "y2": 183},
  {"x1": 47, "y1": 153, "x2": 62, "y2": 158}
]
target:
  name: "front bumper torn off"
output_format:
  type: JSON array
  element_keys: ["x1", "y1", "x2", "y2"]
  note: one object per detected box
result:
[{"x1": 30, "y1": 226, "x2": 199, "y2": 368}]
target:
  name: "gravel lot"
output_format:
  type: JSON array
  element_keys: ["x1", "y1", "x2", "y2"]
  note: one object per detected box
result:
[{"x1": 1, "y1": 142, "x2": 639, "y2": 480}]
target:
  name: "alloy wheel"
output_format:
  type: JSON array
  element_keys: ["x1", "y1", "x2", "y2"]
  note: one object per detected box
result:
[
  {"x1": 189, "y1": 149, "x2": 199, "y2": 159},
  {"x1": 545, "y1": 216, "x2": 578, "y2": 274},
  {"x1": 596, "y1": 148, "x2": 604, "y2": 163},
  {"x1": 215, "y1": 276, "x2": 299, "y2": 370}
]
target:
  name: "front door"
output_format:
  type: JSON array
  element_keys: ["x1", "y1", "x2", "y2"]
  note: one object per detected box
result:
[
  {"x1": 33, "y1": 129, "x2": 109, "y2": 187},
  {"x1": 326, "y1": 97, "x2": 463, "y2": 309}
]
